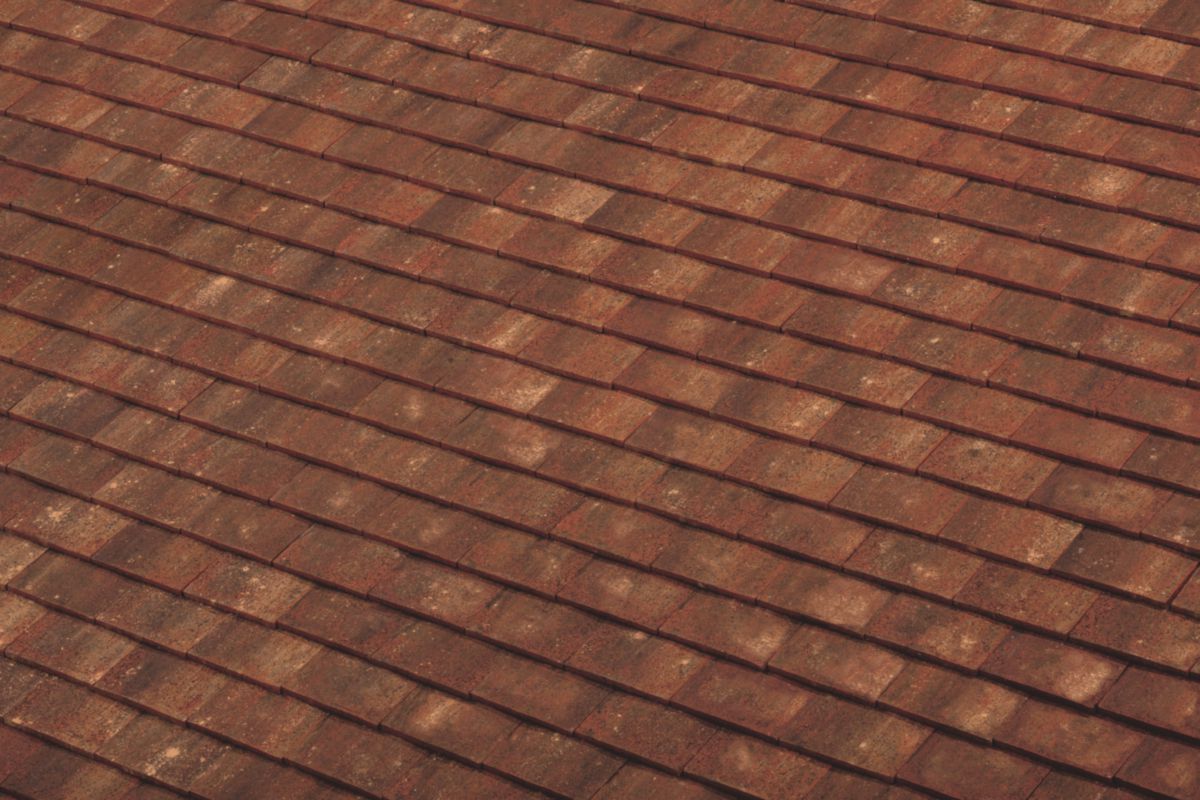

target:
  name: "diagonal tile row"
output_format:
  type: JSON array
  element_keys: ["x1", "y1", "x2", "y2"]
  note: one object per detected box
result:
[
  {"x1": 4, "y1": 110, "x2": 1200, "y2": 544},
  {"x1": 2, "y1": 345, "x2": 1190, "y2": 800},
  {"x1": 4, "y1": 202, "x2": 1200, "y2": 620},
  {"x1": 5, "y1": 146, "x2": 1200, "y2": 616},
  {"x1": 0, "y1": 407, "x2": 1185, "y2": 800},
  {"x1": 45, "y1": 0, "x2": 1200, "y2": 246}
]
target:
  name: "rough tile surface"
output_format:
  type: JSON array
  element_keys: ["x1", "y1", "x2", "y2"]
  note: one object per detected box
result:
[{"x1": 0, "y1": 0, "x2": 1198, "y2": 797}]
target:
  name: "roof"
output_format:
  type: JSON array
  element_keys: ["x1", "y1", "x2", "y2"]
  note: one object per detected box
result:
[{"x1": 0, "y1": 0, "x2": 1199, "y2": 797}]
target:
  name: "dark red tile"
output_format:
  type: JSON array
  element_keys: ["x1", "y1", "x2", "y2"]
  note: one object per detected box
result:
[
  {"x1": 685, "y1": 730, "x2": 829, "y2": 800},
  {"x1": 96, "y1": 646, "x2": 228, "y2": 719},
  {"x1": 474, "y1": 657, "x2": 607, "y2": 733},
  {"x1": 288, "y1": 717, "x2": 426, "y2": 796},
  {"x1": 190, "y1": 616, "x2": 319, "y2": 690},
  {"x1": 898, "y1": 735, "x2": 1047, "y2": 800},
  {"x1": 832, "y1": 466, "x2": 968, "y2": 536},
  {"x1": 1118, "y1": 736, "x2": 1200, "y2": 800},
  {"x1": 864, "y1": 594, "x2": 1009, "y2": 670},
  {"x1": 1029, "y1": 465, "x2": 1172, "y2": 534},
  {"x1": 982, "y1": 632, "x2": 1122, "y2": 707},
  {"x1": 1072, "y1": 595, "x2": 1200, "y2": 670},
  {"x1": 1053, "y1": 527, "x2": 1195, "y2": 603},
  {"x1": 8, "y1": 675, "x2": 136, "y2": 753},
  {"x1": 487, "y1": 723, "x2": 620, "y2": 799},
  {"x1": 997, "y1": 700, "x2": 1143, "y2": 779},
  {"x1": 776, "y1": 692, "x2": 931, "y2": 779},
  {"x1": 769, "y1": 624, "x2": 905, "y2": 703},
  {"x1": 846, "y1": 529, "x2": 983, "y2": 599},
  {"x1": 672, "y1": 659, "x2": 811, "y2": 738},
  {"x1": 881, "y1": 660, "x2": 1022, "y2": 742},
  {"x1": 957, "y1": 561, "x2": 1098, "y2": 634},
  {"x1": 8, "y1": 612, "x2": 135, "y2": 685},
  {"x1": 285, "y1": 647, "x2": 415, "y2": 725},
  {"x1": 940, "y1": 495, "x2": 1081, "y2": 569},
  {"x1": 384, "y1": 686, "x2": 516, "y2": 766}
]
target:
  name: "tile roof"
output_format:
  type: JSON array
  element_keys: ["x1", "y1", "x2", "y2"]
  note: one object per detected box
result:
[{"x1": 0, "y1": 0, "x2": 1199, "y2": 797}]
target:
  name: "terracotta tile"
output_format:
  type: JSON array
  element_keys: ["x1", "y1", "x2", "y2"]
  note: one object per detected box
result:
[
  {"x1": 1081, "y1": 317, "x2": 1200, "y2": 384},
  {"x1": 98, "y1": 714, "x2": 227, "y2": 789},
  {"x1": 190, "y1": 616, "x2": 319, "y2": 690},
  {"x1": 920, "y1": 129, "x2": 1039, "y2": 184},
  {"x1": 4, "y1": 740, "x2": 138, "y2": 799},
  {"x1": 728, "y1": 437, "x2": 862, "y2": 504},
  {"x1": 626, "y1": 407, "x2": 753, "y2": 472},
  {"x1": 185, "y1": 553, "x2": 312, "y2": 623},
  {"x1": 8, "y1": 674, "x2": 136, "y2": 752},
  {"x1": 0, "y1": 727, "x2": 43, "y2": 785},
  {"x1": 568, "y1": 624, "x2": 709, "y2": 702},
  {"x1": 1012, "y1": 407, "x2": 1142, "y2": 470},
  {"x1": 97, "y1": 581, "x2": 222, "y2": 656},
  {"x1": 685, "y1": 731, "x2": 828, "y2": 800},
  {"x1": 651, "y1": 526, "x2": 779, "y2": 601},
  {"x1": 10, "y1": 432, "x2": 127, "y2": 498},
  {"x1": 661, "y1": 592, "x2": 792, "y2": 668},
  {"x1": 1099, "y1": 374, "x2": 1200, "y2": 438},
  {"x1": 958, "y1": 561, "x2": 1098, "y2": 634},
  {"x1": 919, "y1": 433, "x2": 1058, "y2": 501},
  {"x1": 983, "y1": 631, "x2": 1122, "y2": 708},
  {"x1": 672, "y1": 660, "x2": 811, "y2": 738},
  {"x1": 1099, "y1": 666, "x2": 1200, "y2": 740},
  {"x1": 997, "y1": 699, "x2": 1143, "y2": 778},
  {"x1": 288, "y1": 717, "x2": 426, "y2": 796},
  {"x1": 9, "y1": 551, "x2": 123, "y2": 620},
  {"x1": 475, "y1": 656, "x2": 607, "y2": 733},
  {"x1": 548, "y1": 500, "x2": 669, "y2": 568},
  {"x1": 469, "y1": 589, "x2": 599, "y2": 664},
  {"x1": 1118, "y1": 735, "x2": 1200, "y2": 800},
  {"x1": 1173, "y1": 568, "x2": 1200, "y2": 617},
  {"x1": 384, "y1": 687, "x2": 516, "y2": 766},
  {"x1": 846, "y1": 529, "x2": 983, "y2": 599},
  {"x1": 898, "y1": 735, "x2": 1047, "y2": 799},
  {"x1": 885, "y1": 318, "x2": 1017, "y2": 383},
  {"x1": 769, "y1": 625, "x2": 905, "y2": 702},
  {"x1": 92, "y1": 521, "x2": 216, "y2": 593},
  {"x1": 284, "y1": 647, "x2": 415, "y2": 725},
  {"x1": 487, "y1": 724, "x2": 620, "y2": 799},
  {"x1": 1030, "y1": 465, "x2": 1172, "y2": 534},
  {"x1": 96, "y1": 646, "x2": 229, "y2": 720},
  {"x1": 594, "y1": 764, "x2": 725, "y2": 800},
  {"x1": 1052, "y1": 527, "x2": 1195, "y2": 603},
  {"x1": 865, "y1": 593, "x2": 1009, "y2": 669},
  {"x1": 940, "y1": 496, "x2": 1081, "y2": 569},
  {"x1": 992, "y1": 348, "x2": 1125, "y2": 413},
  {"x1": 8, "y1": 0, "x2": 1200, "y2": 783},
  {"x1": 886, "y1": 656, "x2": 1024, "y2": 740},
  {"x1": 1072, "y1": 595, "x2": 1200, "y2": 670},
  {"x1": 832, "y1": 466, "x2": 969, "y2": 536},
  {"x1": 763, "y1": 187, "x2": 883, "y2": 244},
  {"x1": 558, "y1": 557, "x2": 689, "y2": 630},
  {"x1": 776, "y1": 692, "x2": 931, "y2": 779},
  {"x1": 812, "y1": 405, "x2": 946, "y2": 469}
]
